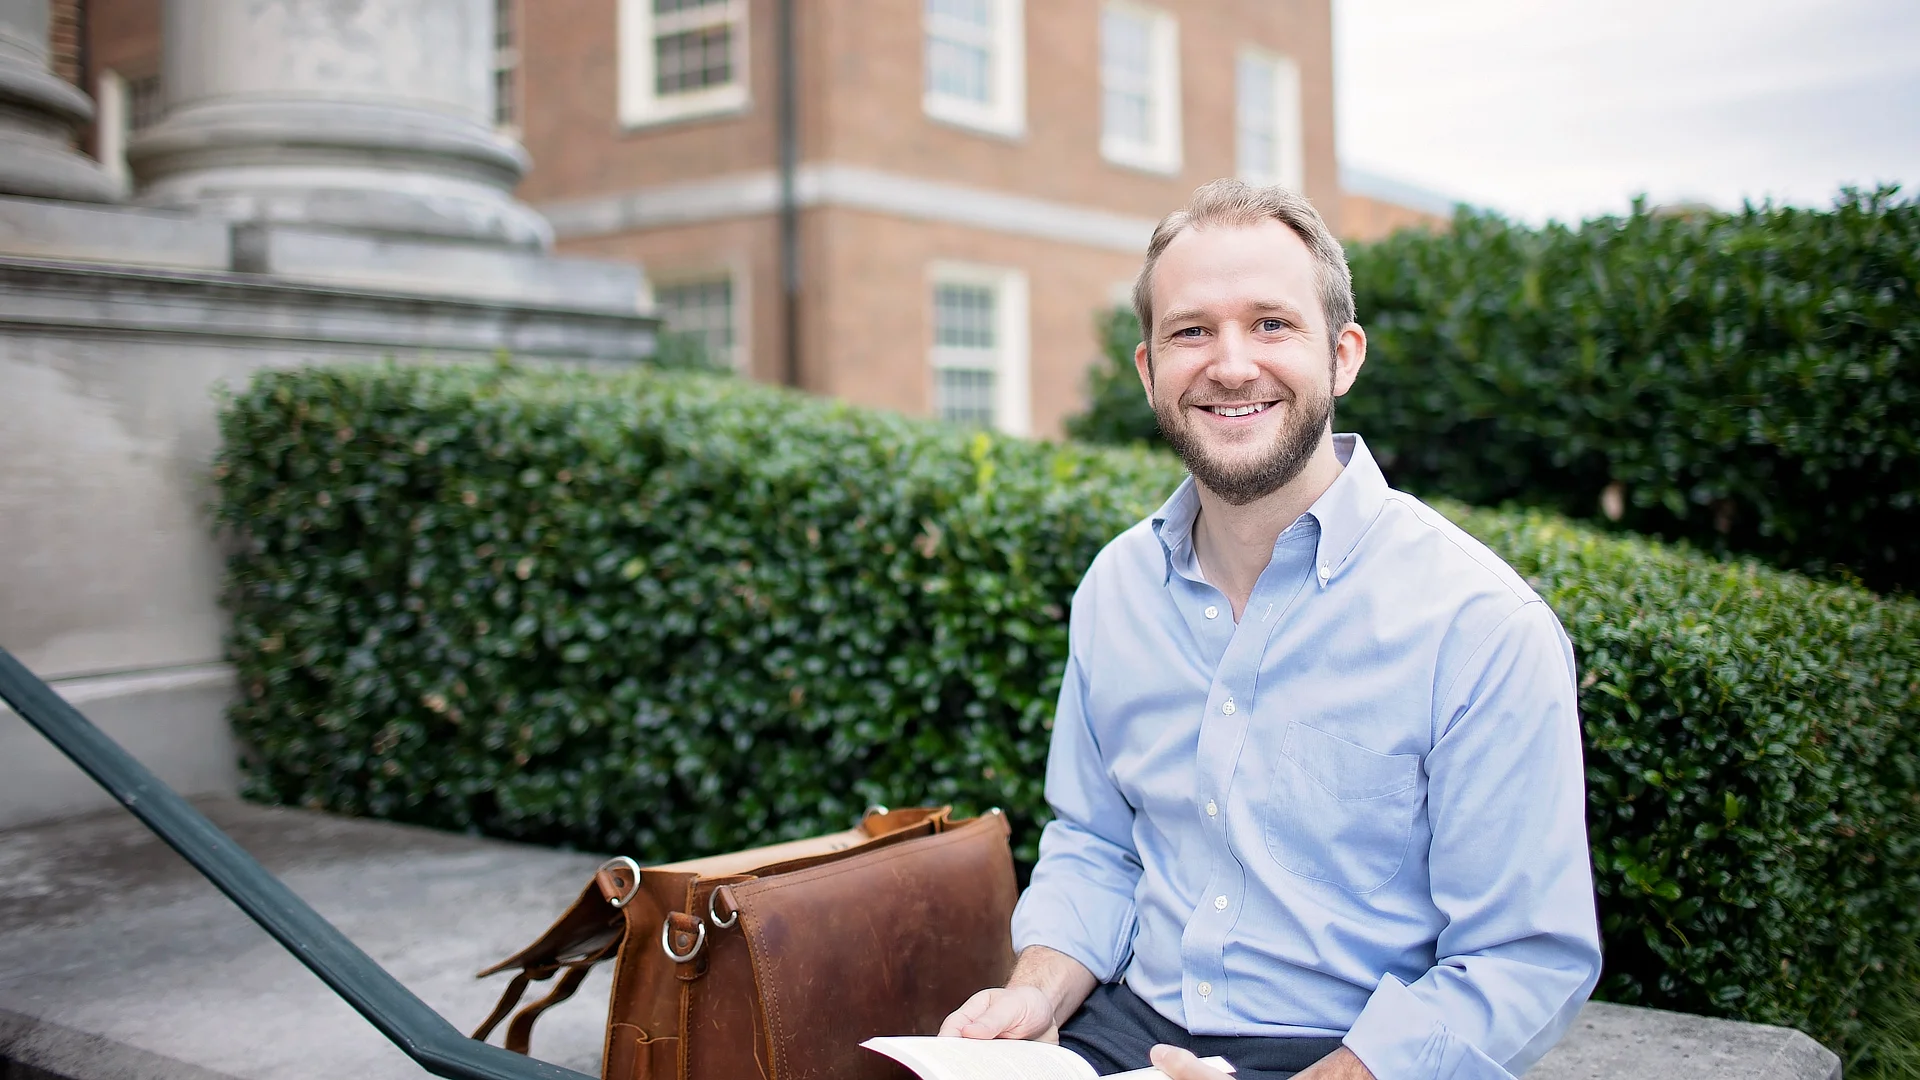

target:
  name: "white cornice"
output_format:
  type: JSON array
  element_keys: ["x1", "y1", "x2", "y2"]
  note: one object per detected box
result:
[{"x1": 538, "y1": 164, "x2": 1158, "y2": 254}]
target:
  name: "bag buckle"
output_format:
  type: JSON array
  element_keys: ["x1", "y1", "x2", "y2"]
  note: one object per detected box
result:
[
  {"x1": 708, "y1": 884, "x2": 738, "y2": 929},
  {"x1": 661, "y1": 915, "x2": 707, "y2": 963},
  {"x1": 598, "y1": 856, "x2": 641, "y2": 909}
]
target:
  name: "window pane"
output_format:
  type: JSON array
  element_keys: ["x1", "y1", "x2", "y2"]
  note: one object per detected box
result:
[
  {"x1": 928, "y1": 0, "x2": 991, "y2": 25},
  {"x1": 494, "y1": 67, "x2": 516, "y2": 127},
  {"x1": 1105, "y1": 88, "x2": 1150, "y2": 143},
  {"x1": 926, "y1": 0, "x2": 995, "y2": 104},
  {"x1": 495, "y1": 0, "x2": 514, "y2": 50},
  {"x1": 656, "y1": 24, "x2": 734, "y2": 94},
  {"x1": 1102, "y1": 8, "x2": 1154, "y2": 143},
  {"x1": 128, "y1": 73, "x2": 164, "y2": 131},
  {"x1": 1239, "y1": 55, "x2": 1274, "y2": 128},
  {"x1": 1238, "y1": 55, "x2": 1274, "y2": 183},
  {"x1": 1103, "y1": 9, "x2": 1150, "y2": 74},
  {"x1": 934, "y1": 283, "x2": 997, "y2": 349},
  {"x1": 928, "y1": 38, "x2": 992, "y2": 102},
  {"x1": 654, "y1": 0, "x2": 728, "y2": 14},
  {"x1": 656, "y1": 277, "x2": 735, "y2": 364},
  {"x1": 936, "y1": 368, "x2": 998, "y2": 426}
]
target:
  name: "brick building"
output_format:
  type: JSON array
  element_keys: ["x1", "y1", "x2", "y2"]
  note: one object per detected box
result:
[{"x1": 83, "y1": 0, "x2": 1347, "y2": 436}]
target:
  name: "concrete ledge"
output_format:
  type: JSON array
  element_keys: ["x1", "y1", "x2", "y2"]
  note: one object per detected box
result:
[
  {"x1": 0, "y1": 800, "x2": 610, "y2": 1080},
  {"x1": 231, "y1": 224, "x2": 645, "y2": 313},
  {"x1": 0, "y1": 665, "x2": 240, "y2": 830},
  {"x1": 0, "y1": 196, "x2": 231, "y2": 272},
  {"x1": 1533, "y1": 1002, "x2": 1840, "y2": 1080},
  {"x1": 0, "y1": 256, "x2": 657, "y2": 360},
  {"x1": 0, "y1": 801, "x2": 1842, "y2": 1080}
]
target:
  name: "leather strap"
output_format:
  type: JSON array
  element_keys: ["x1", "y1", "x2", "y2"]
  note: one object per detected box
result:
[
  {"x1": 470, "y1": 965, "x2": 548, "y2": 1043},
  {"x1": 505, "y1": 961, "x2": 596, "y2": 1054}
]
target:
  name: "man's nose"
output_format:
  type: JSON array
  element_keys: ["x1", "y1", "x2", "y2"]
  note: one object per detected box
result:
[{"x1": 1207, "y1": 328, "x2": 1261, "y2": 388}]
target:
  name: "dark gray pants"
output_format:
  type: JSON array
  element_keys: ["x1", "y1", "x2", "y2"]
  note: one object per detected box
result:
[{"x1": 1058, "y1": 982, "x2": 1348, "y2": 1080}]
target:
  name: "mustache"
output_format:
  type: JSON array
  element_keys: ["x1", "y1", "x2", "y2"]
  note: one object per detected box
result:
[{"x1": 1178, "y1": 387, "x2": 1291, "y2": 408}]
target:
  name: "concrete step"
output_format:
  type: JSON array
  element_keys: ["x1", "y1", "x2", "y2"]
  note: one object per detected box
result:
[{"x1": 0, "y1": 800, "x2": 1839, "y2": 1080}]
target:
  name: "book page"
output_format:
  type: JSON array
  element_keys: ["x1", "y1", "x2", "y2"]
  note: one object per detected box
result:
[
  {"x1": 861, "y1": 1037, "x2": 1098, "y2": 1080},
  {"x1": 861, "y1": 1037, "x2": 1236, "y2": 1080}
]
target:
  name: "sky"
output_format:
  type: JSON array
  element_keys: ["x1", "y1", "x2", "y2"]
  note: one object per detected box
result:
[{"x1": 1333, "y1": 0, "x2": 1920, "y2": 224}]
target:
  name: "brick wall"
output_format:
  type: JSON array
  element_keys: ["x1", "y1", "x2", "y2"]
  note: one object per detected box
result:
[
  {"x1": 515, "y1": 0, "x2": 781, "y2": 203},
  {"x1": 806, "y1": 0, "x2": 1340, "y2": 228},
  {"x1": 49, "y1": 0, "x2": 83, "y2": 86}
]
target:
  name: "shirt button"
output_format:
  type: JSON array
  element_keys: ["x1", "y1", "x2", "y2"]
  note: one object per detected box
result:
[
  {"x1": 1221, "y1": 700, "x2": 1236, "y2": 716},
  {"x1": 1204, "y1": 604, "x2": 1219, "y2": 620},
  {"x1": 1213, "y1": 895, "x2": 1228, "y2": 911},
  {"x1": 1205, "y1": 799, "x2": 1218, "y2": 817},
  {"x1": 1197, "y1": 981, "x2": 1213, "y2": 998}
]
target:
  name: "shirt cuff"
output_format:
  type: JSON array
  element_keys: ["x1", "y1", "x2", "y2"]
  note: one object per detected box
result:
[
  {"x1": 1010, "y1": 884, "x2": 1135, "y2": 984},
  {"x1": 1343, "y1": 974, "x2": 1515, "y2": 1080}
]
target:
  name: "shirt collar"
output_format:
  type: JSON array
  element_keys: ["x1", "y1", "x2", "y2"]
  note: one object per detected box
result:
[
  {"x1": 1307, "y1": 433, "x2": 1389, "y2": 586},
  {"x1": 1150, "y1": 433, "x2": 1389, "y2": 588}
]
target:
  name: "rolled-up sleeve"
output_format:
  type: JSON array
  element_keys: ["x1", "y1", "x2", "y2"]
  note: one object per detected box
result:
[
  {"x1": 1343, "y1": 600, "x2": 1602, "y2": 1080},
  {"x1": 1010, "y1": 606, "x2": 1144, "y2": 983}
]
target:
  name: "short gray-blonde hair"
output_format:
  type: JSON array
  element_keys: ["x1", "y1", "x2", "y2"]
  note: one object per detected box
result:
[{"x1": 1132, "y1": 179, "x2": 1354, "y2": 360}]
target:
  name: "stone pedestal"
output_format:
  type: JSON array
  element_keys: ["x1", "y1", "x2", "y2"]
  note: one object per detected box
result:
[
  {"x1": 0, "y1": 197, "x2": 655, "y2": 827},
  {"x1": 0, "y1": 1, "x2": 658, "y2": 830},
  {"x1": 129, "y1": 0, "x2": 549, "y2": 249},
  {"x1": 0, "y1": 0, "x2": 123, "y2": 201}
]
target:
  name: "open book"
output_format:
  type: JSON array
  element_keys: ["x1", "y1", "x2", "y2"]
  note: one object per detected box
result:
[{"x1": 862, "y1": 1037, "x2": 1235, "y2": 1080}]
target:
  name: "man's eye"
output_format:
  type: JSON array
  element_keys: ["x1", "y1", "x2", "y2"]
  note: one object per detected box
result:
[
  {"x1": 1258, "y1": 318, "x2": 1287, "y2": 332},
  {"x1": 1174, "y1": 326, "x2": 1206, "y2": 338}
]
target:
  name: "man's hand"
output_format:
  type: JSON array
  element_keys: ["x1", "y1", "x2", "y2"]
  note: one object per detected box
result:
[
  {"x1": 938, "y1": 945, "x2": 1098, "y2": 1042},
  {"x1": 1149, "y1": 1044, "x2": 1376, "y2": 1080},
  {"x1": 937, "y1": 984, "x2": 1060, "y2": 1042}
]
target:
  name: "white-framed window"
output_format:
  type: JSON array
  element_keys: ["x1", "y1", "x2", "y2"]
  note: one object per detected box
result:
[
  {"x1": 494, "y1": 0, "x2": 520, "y2": 132},
  {"x1": 1237, "y1": 49, "x2": 1303, "y2": 191},
  {"x1": 929, "y1": 262, "x2": 1030, "y2": 435},
  {"x1": 653, "y1": 270, "x2": 745, "y2": 371},
  {"x1": 1100, "y1": 2, "x2": 1180, "y2": 174},
  {"x1": 923, "y1": 0, "x2": 1026, "y2": 138},
  {"x1": 618, "y1": 0, "x2": 750, "y2": 128}
]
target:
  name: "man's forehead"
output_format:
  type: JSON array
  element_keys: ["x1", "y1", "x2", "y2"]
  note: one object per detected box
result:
[{"x1": 1150, "y1": 220, "x2": 1317, "y2": 319}]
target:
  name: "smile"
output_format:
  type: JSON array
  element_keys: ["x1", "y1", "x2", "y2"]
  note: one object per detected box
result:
[{"x1": 1203, "y1": 402, "x2": 1274, "y2": 417}]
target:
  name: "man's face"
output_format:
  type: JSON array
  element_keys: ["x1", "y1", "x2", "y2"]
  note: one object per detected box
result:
[{"x1": 1133, "y1": 220, "x2": 1363, "y2": 506}]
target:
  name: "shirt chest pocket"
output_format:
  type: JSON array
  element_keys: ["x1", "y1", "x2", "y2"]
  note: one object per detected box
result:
[{"x1": 1264, "y1": 720, "x2": 1423, "y2": 894}]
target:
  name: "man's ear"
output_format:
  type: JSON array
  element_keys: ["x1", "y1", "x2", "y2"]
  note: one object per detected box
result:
[
  {"x1": 1331, "y1": 322, "x2": 1367, "y2": 397},
  {"x1": 1133, "y1": 339, "x2": 1153, "y2": 399}
]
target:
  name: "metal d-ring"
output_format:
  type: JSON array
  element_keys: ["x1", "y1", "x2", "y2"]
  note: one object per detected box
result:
[
  {"x1": 661, "y1": 916, "x2": 707, "y2": 962},
  {"x1": 708, "y1": 885, "x2": 738, "y2": 929},
  {"x1": 598, "y1": 855, "x2": 641, "y2": 909}
]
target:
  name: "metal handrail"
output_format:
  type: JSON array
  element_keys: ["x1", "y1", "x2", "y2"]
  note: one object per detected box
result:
[{"x1": 0, "y1": 647, "x2": 595, "y2": 1080}]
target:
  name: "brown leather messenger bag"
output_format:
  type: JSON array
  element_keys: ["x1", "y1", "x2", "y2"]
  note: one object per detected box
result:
[{"x1": 471, "y1": 806, "x2": 1017, "y2": 1080}]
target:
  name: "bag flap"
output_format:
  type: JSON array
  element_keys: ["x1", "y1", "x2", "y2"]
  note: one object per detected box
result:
[
  {"x1": 728, "y1": 812, "x2": 1016, "y2": 1080},
  {"x1": 646, "y1": 825, "x2": 872, "y2": 877}
]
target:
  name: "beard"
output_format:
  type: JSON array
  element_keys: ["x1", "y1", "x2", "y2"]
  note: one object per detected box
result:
[{"x1": 1154, "y1": 377, "x2": 1333, "y2": 507}]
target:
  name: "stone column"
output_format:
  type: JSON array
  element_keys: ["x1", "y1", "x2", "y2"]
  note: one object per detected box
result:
[
  {"x1": 129, "y1": 0, "x2": 551, "y2": 250},
  {"x1": 0, "y1": 0, "x2": 123, "y2": 201}
]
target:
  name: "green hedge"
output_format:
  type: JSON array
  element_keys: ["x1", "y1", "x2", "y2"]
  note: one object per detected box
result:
[
  {"x1": 1344, "y1": 188, "x2": 1920, "y2": 594},
  {"x1": 215, "y1": 364, "x2": 1920, "y2": 1064}
]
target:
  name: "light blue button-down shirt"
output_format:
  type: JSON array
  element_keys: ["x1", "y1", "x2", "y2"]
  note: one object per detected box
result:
[{"x1": 1011, "y1": 434, "x2": 1601, "y2": 1080}]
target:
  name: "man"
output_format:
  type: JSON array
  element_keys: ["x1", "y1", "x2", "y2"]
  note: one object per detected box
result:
[{"x1": 938, "y1": 180, "x2": 1601, "y2": 1080}]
